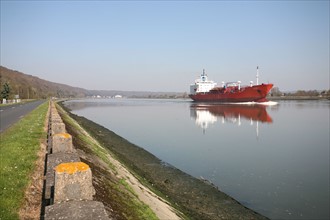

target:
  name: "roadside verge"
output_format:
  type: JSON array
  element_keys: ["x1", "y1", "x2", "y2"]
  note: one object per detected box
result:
[{"x1": 0, "y1": 101, "x2": 48, "y2": 219}]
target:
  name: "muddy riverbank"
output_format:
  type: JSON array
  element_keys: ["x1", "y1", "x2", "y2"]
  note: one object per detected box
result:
[{"x1": 59, "y1": 101, "x2": 268, "y2": 220}]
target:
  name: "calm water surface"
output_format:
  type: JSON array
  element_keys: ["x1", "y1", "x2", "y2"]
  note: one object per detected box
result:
[{"x1": 65, "y1": 99, "x2": 329, "y2": 220}]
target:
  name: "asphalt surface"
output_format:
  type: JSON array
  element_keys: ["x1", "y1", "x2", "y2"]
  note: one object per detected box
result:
[{"x1": 0, "y1": 100, "x2": 46, "y2": 133}]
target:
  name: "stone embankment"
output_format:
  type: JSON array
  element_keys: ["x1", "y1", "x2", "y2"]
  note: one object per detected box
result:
[{"x1": 42, "y1": 101, "x2": 110, "y2": 220}]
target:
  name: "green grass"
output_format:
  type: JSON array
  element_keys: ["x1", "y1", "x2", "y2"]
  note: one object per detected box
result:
[{"x1": 0, "y1": 101, "x2": 48, "y2": 220}]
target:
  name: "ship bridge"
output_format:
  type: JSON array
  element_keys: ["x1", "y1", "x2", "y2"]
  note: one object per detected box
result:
[{"x1": 190, "y1": 69, "x2": 217, "y2": 94}]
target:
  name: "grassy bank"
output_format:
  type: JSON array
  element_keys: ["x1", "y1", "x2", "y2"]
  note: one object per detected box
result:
[
  {"x1": 56, "y1": 102, "x2": 160, "y2": 220},
  {"x1": 0, "y1": 101, "x2": 48, "y2": 220}
]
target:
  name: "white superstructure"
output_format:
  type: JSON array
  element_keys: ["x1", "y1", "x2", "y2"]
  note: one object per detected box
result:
[{"x1": 190, "y1": 69, "x2": 217, "y2": 95}]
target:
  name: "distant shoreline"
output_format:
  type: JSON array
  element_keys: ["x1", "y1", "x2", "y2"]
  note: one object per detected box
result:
[
  {"x1": 65, "y1": 95, "x2": 330, "y2": 101},
  {"x1": 267, "y1": 96, "x2": 330, "y2": 101}
]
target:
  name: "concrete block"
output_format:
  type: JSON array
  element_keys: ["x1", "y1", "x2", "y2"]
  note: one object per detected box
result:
[
  {"x1": 51, "y1": 122, "x2": 66, "y2": 136},
  {"x1": 51, "y1": 111, "x2": 60, "y2": 117},
  {"x1": 45, "y1": 153, "x2": 81, "y2": 200},
  {"x1": 51, "y1": 117, "x2": 63, "y2": 124},
  {"x1": 54, "y1": 162, "x2": 95, "y2": 203},
  {"x1": 52, "y1": 133, "x2": 74, "y2": 153},
  {"x1": 45, "y1": 200, "x2": 110, "y2": 220},
  {"x1": 51, "y1": 111, "x2": 60, "y2": 116}
]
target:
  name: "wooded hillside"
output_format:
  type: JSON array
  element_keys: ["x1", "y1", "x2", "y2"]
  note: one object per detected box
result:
[
  {"x1": 0, "y1": 66, "x2": 187, "y2": 100},
  {"x1": 0, "y1": 66, "x2": 90, "y2": 99}
]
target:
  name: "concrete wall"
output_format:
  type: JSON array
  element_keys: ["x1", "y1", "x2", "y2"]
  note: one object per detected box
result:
[{"x1": 43, "y1": 101, "x2": 110, "y2": 220}]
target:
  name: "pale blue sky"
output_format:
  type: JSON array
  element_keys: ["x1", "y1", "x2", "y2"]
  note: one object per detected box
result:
[{"x1": 1, "y1": 1, "x2": 329, "y2": 92}]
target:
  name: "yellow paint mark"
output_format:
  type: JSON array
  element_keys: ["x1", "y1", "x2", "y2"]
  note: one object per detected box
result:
[
  {"x1": 56, "y1": 162, "x2": 90, "y2": 174},
  {"x1": 54, "y1": 133, "x2": 71, "y2": 139}
]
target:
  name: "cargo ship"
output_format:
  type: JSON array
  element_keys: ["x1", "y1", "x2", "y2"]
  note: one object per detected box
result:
[{"x1": 189, "y1": 68, "x2": 273, "y2": 102}]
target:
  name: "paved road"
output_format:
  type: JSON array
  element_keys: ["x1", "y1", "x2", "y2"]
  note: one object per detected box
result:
[{"x1": 0, "y1": 100, "x2": 46, "y2": 133}]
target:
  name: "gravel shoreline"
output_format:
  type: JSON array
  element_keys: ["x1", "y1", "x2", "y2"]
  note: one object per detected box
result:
[{"x1": 60, "y1": 101, "x2": 268, "y2": 220}]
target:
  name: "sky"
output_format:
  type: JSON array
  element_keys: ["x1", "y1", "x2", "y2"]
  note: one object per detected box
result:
[{"x1": 1, "y1": 1, "x2": 329, "y2": 92}]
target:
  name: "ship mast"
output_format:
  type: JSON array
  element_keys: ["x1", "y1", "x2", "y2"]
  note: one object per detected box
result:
[
  {"x1": 201, "y1": 69, "x2": 207, "y2": 82},
  {"x1": 256, "y1": 66, "x2": 259, "y2": 85}
]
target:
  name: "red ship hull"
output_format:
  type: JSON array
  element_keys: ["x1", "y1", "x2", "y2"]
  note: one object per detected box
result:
[{"x1": 190, "y1": 83, "x2": 273, "y2": 102}]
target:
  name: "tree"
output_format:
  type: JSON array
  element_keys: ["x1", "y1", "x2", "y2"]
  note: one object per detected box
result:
[
  {"x1": 270, "y1": 87, "x2": 282, "y2": 96},
  {"x1": 1, "y1": 82, "x2": 11, "y2": 99}
]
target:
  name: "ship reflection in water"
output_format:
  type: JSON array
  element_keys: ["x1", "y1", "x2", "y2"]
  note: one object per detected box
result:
[{"x1": 190, "y1": 103, "x2": 273, "y2": 136}]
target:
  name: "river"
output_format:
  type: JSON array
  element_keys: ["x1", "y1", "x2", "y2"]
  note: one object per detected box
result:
[{"x1": 64, "y1": 99, "x2": 329, "y2": 220}]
